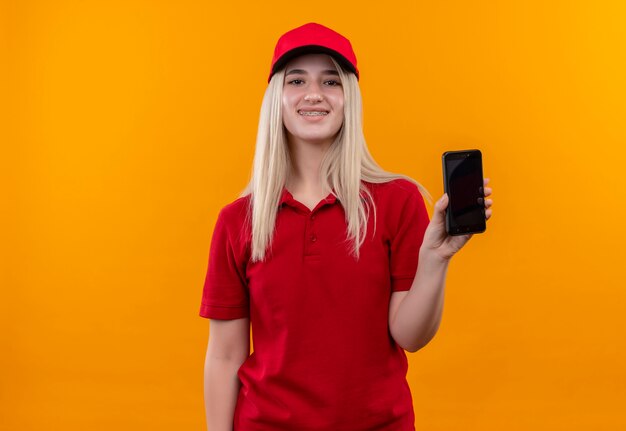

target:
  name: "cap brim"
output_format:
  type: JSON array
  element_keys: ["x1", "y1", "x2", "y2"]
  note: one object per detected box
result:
[{"x1": 271, "y1": 45, "x2": 358, "y2": 79}]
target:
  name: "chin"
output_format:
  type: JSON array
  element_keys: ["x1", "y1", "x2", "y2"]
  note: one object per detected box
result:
[
  {"x1": 299, "y1": 128, "x2": 341, "y2": 139},
  {"x1": 301, "y1": 132, "x2": 338, "y2": 142},
  {"x1": 285, "y1": 123, "x2": 342, "y2": 143}
]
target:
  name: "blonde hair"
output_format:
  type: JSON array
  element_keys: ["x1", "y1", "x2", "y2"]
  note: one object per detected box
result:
[{"x1": 239, "y1": 56, "x2": 432, "y2": 262}]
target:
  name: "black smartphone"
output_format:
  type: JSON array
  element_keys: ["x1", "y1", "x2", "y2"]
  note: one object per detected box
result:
[{"x1": 442, "y1": 149, "x2": 486, "y2": 235}]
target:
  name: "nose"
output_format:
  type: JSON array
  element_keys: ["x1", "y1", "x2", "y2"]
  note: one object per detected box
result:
[
  {"x1": 304, "y1": 93, "x2": 323, "y2": 102},
  {"x1": 304, "y1": 81, "x2": 324, "y2": 102}
]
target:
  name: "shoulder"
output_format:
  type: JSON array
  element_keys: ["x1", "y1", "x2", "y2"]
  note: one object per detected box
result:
[
  {"x1": 386, "y1": 178, "x2": 421, "y2": 195},
  {"x1": 214, "y1": 194, "x2": 252, "y2": 238},
  {"x1": 364, "y1": 179, "x2": 429, "y2": 232},
  {"x1": 364, "y1": 178, "x2": 423, "y2": 205},
  {"x1": 218, "y1": 193, "x2": 251, "y2": 220}
]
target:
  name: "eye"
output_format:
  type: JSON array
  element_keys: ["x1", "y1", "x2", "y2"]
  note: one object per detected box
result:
[
  {"x1": 287, "y1": 79, "x2": 304, "y2": 85},
  {"x1": 325, "y1": 80, "x2": 342, "y2": 86}
]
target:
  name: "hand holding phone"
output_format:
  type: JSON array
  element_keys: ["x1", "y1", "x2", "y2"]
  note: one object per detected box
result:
[{"x1": 442, "y1": 150, "x2": 486, "y2": 236}]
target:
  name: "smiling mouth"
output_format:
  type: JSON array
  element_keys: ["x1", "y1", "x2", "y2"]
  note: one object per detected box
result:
[{"x1": 298, "y1": 110, "x2": 329, "y2": 116}]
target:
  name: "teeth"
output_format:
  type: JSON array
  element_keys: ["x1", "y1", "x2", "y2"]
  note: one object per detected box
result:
[{"x1": 299, "y1": 111, "x2": 328, "y2": 116}]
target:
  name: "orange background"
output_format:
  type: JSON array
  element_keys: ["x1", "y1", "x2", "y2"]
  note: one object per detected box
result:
[{"x1": 2, "y1": 1, "x2": 625, "y2": 429}]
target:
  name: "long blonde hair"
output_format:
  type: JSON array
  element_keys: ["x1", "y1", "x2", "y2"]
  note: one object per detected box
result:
[{"x1": 239, "y1": 56, "x2": 432, "y2": 263}]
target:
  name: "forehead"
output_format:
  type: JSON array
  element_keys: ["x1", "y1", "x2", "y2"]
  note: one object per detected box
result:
[{"x1": 284, "y1": 53, "x2": 338, "y2": 72}]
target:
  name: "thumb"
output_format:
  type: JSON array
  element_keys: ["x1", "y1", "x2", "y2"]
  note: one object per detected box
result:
[{"x1": 432, "y1": 193, "x2": 448, "y2": 222}]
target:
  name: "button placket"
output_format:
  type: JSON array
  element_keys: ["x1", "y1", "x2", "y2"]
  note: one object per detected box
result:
[
  {"x1": 309, "y1": 212, "x2": 317, "y2": 243},
  {"x1": 304, "y1": 210, "x2": 318, "y2": 255}
]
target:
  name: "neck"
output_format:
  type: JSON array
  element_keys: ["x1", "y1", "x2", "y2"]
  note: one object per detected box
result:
[{"x1": 286, "y1": 136, "x2": 333, "y2": 191}]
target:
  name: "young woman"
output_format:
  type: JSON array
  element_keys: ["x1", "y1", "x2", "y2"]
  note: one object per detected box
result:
[{"x1": 200, "y1": 22, "x2": 493, "y2": 431}]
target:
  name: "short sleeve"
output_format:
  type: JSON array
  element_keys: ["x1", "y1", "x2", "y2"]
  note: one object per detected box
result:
[
  {"x1": 390, "y1": 185, "x2": 430, "y2": 292},
  {"x1": 199, "y1": 207, "x2": 250, "y2": 319}
]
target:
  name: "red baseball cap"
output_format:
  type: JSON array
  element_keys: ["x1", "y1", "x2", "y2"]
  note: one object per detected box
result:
[{"x1": 268, "y1": 22, "x2": 359, "y2": 83}]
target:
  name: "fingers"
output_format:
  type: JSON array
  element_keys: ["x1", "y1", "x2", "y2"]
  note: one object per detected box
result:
[
  {"x1": 483, "y1": 179, "x2": 493, "y2": 220},
  {"x1": 485, "y1": 194, "x2": 492, "y2": 220},
  {"x1": 483, "y1": 178, "x2": 492, "y2": 197}
]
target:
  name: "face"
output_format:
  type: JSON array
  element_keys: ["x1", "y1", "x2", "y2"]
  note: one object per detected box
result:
[{"x1": 281, "y1": 54, "x2": 345, "y2": 148}]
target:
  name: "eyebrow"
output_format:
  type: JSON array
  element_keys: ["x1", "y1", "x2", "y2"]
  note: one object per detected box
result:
[{"x1": 285, "y1": 69, "x2": 339, "y2": 76}]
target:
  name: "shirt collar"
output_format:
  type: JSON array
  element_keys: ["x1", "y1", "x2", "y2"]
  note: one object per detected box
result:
[{"x1": 279, "y1": 186, "x2": 337, "y2": 208}]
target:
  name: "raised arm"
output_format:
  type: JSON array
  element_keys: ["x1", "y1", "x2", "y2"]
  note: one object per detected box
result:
[{"x1": 390, "y1": 178, "x2": 493, "y2": 352}]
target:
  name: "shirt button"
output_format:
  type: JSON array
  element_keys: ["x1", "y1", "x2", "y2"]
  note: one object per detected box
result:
[
  {"x1": 310, "y1": 234, "x2": 317, "y2": 242},
  {"x1": 310, "y1": 215, "x2": 315, "y2": 220}
]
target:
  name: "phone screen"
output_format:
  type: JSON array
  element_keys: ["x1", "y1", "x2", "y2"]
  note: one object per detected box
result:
[{"x1": 443, "y1": 150, "x2": 486, "y2": 235}]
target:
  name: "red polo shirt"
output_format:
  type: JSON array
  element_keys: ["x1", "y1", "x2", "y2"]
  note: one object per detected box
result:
[{"x1": 200, "y1": 178, "x2": 430, "y2": 431}]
